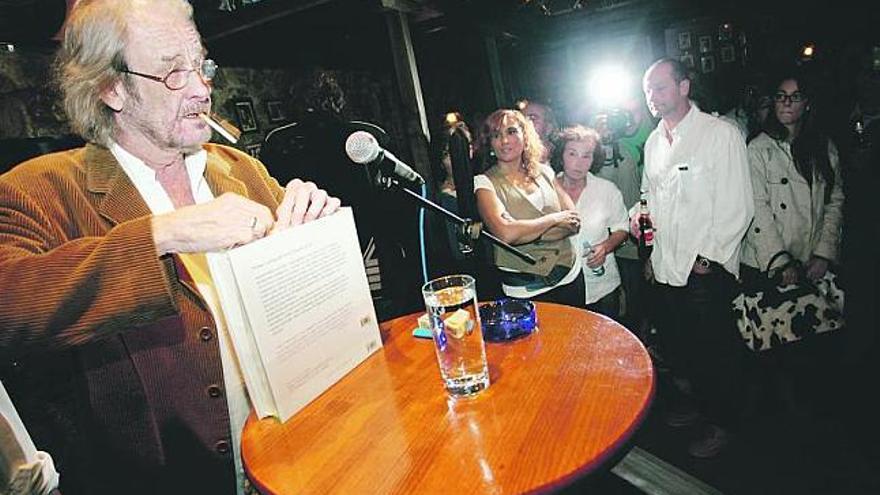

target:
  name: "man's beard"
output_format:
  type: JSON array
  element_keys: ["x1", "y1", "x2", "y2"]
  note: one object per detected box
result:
[{"x1": 124, "y1": 86, "x2": 209, "y2": 154}]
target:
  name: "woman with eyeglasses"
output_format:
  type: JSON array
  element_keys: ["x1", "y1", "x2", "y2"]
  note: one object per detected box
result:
[
  {"x1": 740, "y1": 70, "x2": 845, "y2": 417},
  {"x1": 741, "y1": 71, "x2": 844, "y2": 285}
]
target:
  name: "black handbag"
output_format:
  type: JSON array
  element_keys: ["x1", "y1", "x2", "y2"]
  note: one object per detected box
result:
[{"x1": 733, "y1": 252, "x2": 845, "y2": 352}]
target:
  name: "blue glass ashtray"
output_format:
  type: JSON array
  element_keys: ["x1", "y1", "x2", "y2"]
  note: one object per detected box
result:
[{"x1": 479, "y1": 298, "x2": 538, "y2": 342}]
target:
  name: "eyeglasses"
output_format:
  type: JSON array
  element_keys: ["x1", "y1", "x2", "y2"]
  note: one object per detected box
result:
[
  {"x1": 773, "y1": 92, "x2": 805, "y2": 104},
  {"x1": 121, "y1": 59, "x2": 217, "y2": 91}
]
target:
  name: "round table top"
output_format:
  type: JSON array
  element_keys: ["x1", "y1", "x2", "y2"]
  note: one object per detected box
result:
[{"x1": 241, "y1": 302, "x2": 655, "y2": 494}]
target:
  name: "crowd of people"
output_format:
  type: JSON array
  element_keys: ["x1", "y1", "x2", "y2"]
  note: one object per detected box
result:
[{"x1": 430, "y1": 55, "x2": 876, "y2": 459}]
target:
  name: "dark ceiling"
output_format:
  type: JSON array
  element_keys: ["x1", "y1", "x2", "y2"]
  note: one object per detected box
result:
[
  {"x1": 0, "y1": 0, "x2": 875, "y2": 70},
  {"x1": 193, "y1": 0, "x2": 686, "y2": 70},
  {"x1": 196, "y1": 0, "x2": 395, "y2": 69},
  {"x1": 189, "y1": 0, "x2": 876, "y2": 70},
  {"x1": 0, "y1": 0, "x2": 874, "y2": 56},
  {"x1": 194, "y1": 0, "x2": 517, "y2": 70}
]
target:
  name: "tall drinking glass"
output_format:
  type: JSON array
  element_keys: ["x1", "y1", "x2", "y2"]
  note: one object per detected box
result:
[{"x1": 421, "y1": 275, "x2": 490, "y2": 396}]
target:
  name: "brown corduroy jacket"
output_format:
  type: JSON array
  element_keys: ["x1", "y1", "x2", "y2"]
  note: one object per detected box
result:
[{"x1": 0, "y1": 143, "x2": 285, "y2": 494}]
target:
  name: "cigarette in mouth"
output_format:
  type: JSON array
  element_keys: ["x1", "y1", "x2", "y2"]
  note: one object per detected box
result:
[{"x1": 199, "y1": 112, "x2": 241, "y2": 144}]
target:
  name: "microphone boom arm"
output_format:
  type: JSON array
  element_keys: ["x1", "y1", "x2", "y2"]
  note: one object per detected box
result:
[{"x1": 381, "y1": 176, "x2": 537, "y2": 266}]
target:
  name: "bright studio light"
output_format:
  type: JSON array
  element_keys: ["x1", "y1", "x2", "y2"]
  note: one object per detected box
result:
[{"x1": 587, "y1": 66, "x2": 632, "y2": 108}]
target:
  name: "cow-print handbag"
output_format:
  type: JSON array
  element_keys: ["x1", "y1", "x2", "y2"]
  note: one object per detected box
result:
[{"x1": 733, "y1": 251, "x2": 845, "y2": 352}]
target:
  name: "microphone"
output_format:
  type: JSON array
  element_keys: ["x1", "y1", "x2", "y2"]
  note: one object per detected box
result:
[{"x1": 345, "y1": 131, "x2": 425, "y2": 185}]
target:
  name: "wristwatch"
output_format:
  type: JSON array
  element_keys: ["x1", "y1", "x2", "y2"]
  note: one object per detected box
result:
[{"x1": 696, "y1": 256, "x2": 711, "y2": 269}]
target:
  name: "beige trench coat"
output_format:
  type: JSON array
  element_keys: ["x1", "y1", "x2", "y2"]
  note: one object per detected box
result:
[{"x1": 741, "y1": 132, "x2": 844, "y2": 271}]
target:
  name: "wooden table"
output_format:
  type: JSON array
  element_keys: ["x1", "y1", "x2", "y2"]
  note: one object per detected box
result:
[{"x1": 241, "y1": 302, "x2": 655, "y2": 494}]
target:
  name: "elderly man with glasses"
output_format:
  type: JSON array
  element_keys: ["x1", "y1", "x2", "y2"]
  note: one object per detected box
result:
[{"x1": 0, "y1": 0, "x2": 339, "y2": 493}]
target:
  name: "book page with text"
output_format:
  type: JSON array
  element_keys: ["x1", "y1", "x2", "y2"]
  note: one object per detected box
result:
[{"x1": 225, "y1": 208, "x2": 381, "y2": 422}]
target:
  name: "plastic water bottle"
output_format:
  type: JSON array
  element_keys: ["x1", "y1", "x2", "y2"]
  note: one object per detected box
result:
[{"x1": 582, "y1": 239, "x2": 605, "y2": 276}]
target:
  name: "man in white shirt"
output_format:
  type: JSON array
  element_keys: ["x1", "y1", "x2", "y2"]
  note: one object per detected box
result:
[{"x1": 639, "y1": 58, "x2": 754, "y2": 458}]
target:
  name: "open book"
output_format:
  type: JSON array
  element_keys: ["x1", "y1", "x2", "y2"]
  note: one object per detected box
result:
[{"x1": 207, "y1": 208, "x2": 382, "y2": 423}]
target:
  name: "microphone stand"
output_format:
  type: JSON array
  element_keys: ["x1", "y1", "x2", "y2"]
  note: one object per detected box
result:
[{"x1": 374, "y1": 174, "x2": 537, "y2": 266}]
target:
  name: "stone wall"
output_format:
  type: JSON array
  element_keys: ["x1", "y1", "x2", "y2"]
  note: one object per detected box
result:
[
  {"x1": 0, "y1": 48, "x2": 403, "y2": 159},
  {"x1": 0, "y1": 50, "x2": 69, "y2": 139},
  {"x1": 212, "y1": 66, "x2": 404, "y2": 159}
]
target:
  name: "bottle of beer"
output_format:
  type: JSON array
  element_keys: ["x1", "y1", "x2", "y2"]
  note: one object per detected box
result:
[{"x1": 638, "y1": 199, "x2": 654, "y2": 261}]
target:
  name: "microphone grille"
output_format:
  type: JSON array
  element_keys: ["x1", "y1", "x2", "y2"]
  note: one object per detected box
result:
[{"x1": 345, "y1": 131, "x2": 381, "y2": 164}]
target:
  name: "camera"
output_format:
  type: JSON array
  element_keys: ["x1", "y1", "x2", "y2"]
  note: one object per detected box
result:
[
  {"x1": 593, "y1": 108, "x2": 634, "y2": 168},
  {"x1": 595, "y1": 108, "x2": 634, "y2": 142}
]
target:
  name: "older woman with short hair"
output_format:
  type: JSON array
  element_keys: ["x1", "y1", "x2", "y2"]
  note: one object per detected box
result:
[{"x1": 554, "y1": 125, "x2": 629, "y2": 318}]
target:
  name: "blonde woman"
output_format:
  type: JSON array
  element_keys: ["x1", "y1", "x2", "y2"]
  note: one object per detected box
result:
[{"x1": 474, "y1": 109, "x2": 584, "y2": 306}]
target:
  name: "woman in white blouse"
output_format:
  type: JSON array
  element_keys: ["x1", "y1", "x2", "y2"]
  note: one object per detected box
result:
[
  {"x1": 473, "y1": 109, "x2": 584, "y2": 306},
  {"x1": 554, "y1": 125, "x2": 629, "y2": 318}
]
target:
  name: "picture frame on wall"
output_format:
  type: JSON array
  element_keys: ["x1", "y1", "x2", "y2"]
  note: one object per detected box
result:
[
  {"x1": 720, "y1": 45, "x2": 736, "y2": 63},
  {"x1": 678, "y1": 32, "x2": 692, "y2": 51},
  {"x1": 234, "y1": 98, "x2": 258, "y2": 133},
  {"x1": 699, "y1": 35, "x2": 712, "y2": 53},
  {"x1": 266, "y1": 100, "x2": 286, "y2": 123},
  {"x1": 701, "y1": 55, "x2": 715, "y2": 73},
  {"x1": 245, "y1": 143, "x2": 261, "y2": 158},
  {"x1": 680, "y1": 53, "x2": 695, "y2": 69}
]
